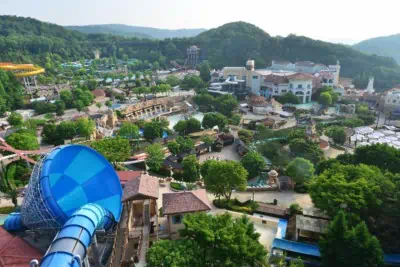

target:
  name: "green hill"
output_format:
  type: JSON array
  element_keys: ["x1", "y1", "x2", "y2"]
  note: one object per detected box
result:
[
  {"x1": 1, "y1": 16, "x2": 400, "y2": 90},
  {"x1": 66, "y1": 24, "x2": 206, "y2": 39},
  {"x1": 353, "y1": 34, "x2": 400, "y2": 65}
]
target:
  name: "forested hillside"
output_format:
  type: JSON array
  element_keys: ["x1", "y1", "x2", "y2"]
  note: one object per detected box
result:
[
  {"x1": 1, "y1": 16, "x2": 400, "y2": 90},
  {"x1": 354, "y1": 33, "x2": 400, "y2": 65},
  {"x1": 66, "y1": 24, "x2": 206, "y2": 39}
]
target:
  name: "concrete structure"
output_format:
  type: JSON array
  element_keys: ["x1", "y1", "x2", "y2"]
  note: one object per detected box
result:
[
  {"x1": 186, "y1": 46, "x2": 201, "y2": 67},
  {"x1": 380, "y1": 86, "x2": 400, "y2": 113},
  {"x1": 366, "y1": 77, "x2": 375, "y2": 94}
]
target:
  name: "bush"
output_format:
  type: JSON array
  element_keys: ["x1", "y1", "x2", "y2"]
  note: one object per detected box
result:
[
  {"x1": 213, "y1": 198, "x2": 258, "y2": 214},
  {"x1": 0, "y1": 206, "x2": 15, "y2": 214},
  {"x1": 289, "y1": 203, "x2": 303, "y2": 216},
  {"x1": 170, "y1": 182, "x2": 184, "y2": 190}
]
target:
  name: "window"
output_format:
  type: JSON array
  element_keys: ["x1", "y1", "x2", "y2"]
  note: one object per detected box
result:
[
  {"x1": 274, "y1": 91, "x2": 278, "y2": 94},
  {"x1": 393, "y1": 100, "x2": 397, "y2": 103},
  {"x1": 252, "y1": 76, "x2": 259, "y2": 79},
  {"x1": 297, "y1": 84, "x2": 303, "y2": 89},
  {"x1": 290, "y1": 83, "x2": 293, "y2": 89},
  {"x1": 281, "y1": 90, "x2": 287, "y2": 93},
  {"x1": 307, "y1": 84, "x2": 311, "y2": 89},
  {"x1": 172, "y1": 215, "x2": 182, "y2": 224}
]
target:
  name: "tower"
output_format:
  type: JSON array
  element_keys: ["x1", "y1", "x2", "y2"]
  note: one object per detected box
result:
[{"x1": 366, "y1": 77, "x2": 375, "y2": 93}]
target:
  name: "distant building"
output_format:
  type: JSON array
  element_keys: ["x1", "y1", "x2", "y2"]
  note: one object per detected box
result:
[{"x1": 186, "y1": 45, "x2": 201, "y2": 67}]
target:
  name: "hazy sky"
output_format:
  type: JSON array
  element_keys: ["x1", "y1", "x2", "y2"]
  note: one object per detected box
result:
[{"x1": 1, "y1": 0, "x2": 399, "y2": 44}]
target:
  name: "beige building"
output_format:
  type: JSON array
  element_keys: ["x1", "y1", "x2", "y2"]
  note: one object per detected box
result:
[{"x1": 162, "y1": 189, "x2": 211, "y2": 238}]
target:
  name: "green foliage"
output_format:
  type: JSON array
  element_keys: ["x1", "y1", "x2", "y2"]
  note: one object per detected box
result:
[
  {"x1": 143, "y1": 120, "x2": 166, "y2": 142},
  {"x1": 200, "y1": 135, "x2": 215, "y2": 146},
  {"x1": 167, "y1": 141, "x2": 180, "y2": 155},
  {"x1": 0, "y1": 206, "x2": 16, "y2": 214},
  {"x1": 289, "y1": 203, "x2": 303, "y2": 216},
  {"x1": 353, "y1": 144, "x2": 400, "y2": 174},
  {"x1": 91, "y1": 137, "x2": 131, "y2": 164},
  {"x1": 182, "y1": 155, "x2": 200, "y2": 182},
  {"x1": 286, "y1": 158, "x2": 315, "y2": 185},
  {"x1": 173, "y1": 117, "x2": 201, "y2": 135},
  {"x1": 145, "y1": 143, "x2": 165, "y2": 172},
  {"x1": 5, "y1": 131, "x2": 39, "y2": 150},
  {"x1": 180, "y1": 75, "x2": 204, "y2": 91},
  {"x1": 214, "y1": 94, "x2": 238, "y2": 117},
  {"x1": 165, "y1": 75, "x2": 180, "y2": 87},
  {"x1": 199, "y1": 61, "x2": 211, "y2": 82},
  {"x1": 0, "y1": 70, "x2": 24, "y2": 114},
  {"x1": 202, "y1": 112, "x2": 228, "y2": 130},
  {"x1": 278, "y1": 92, "x2": 300, "y2": 104},
  {"x1": 240, "y1": 151, "x2": 266, "y2": 179},
  {"x1": 289, "y1": 138, "x2": 324, "y2": 164},
  {"x1": 213, "y1": 198, "x2": 259, "y2": 214},
  {"x1": 325, "y1": 125, "x2": 346, "y2": 145},
  {"x1": 170, "y1": 181, "x2": 185, "y2": 191},
  {"x1": 193, "y1": 93, "x2": 215, "y2": 112},
  {"x1": 228, "y1": 113, "x2": 242, "y2": 126},
  {"x1": 319, "y1": 211, "x2": 384, "y2": 267},
  {"x1": 118, "y1": 122, "x2": 140, "y2": 139},
  {"x1": 202, "y1": 160, "x2": 248, "y2": 201},
  {"x1": 146, "y1": 239, "x2": 202, "y2": 267},
  {"x1": 319, "y1": 91, "x2": 332, "y2": 106},
  {"x1": 55, "y1": 100, "x2": 65, "y2": 116},
  {"x1": 75, "y1": 117, "x2": 95, "y2": 139},
  {"x1": 179, "y1": 212, "x2": 267, "y2": 266},
  {"x1": 7, "y1": 112, "x2": 23, "y2": 126},
  {"x1": 342, "y1": 117, "x2": 365, "y2": 128},
  {"x1": 238, "y1": 129, "x2": 254, "y2": 145}
]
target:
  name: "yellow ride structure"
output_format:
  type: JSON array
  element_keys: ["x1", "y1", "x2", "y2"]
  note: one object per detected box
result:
[{"x1": 0, "y1": 63, "x2": 45, "y2": 96}]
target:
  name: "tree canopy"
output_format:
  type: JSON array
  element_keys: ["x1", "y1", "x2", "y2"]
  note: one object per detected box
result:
[
  {"x1": 286, "y1": 157, "x2": 315, "y2": 185},
  {"x1": 7, "y1": 112, "x2": 23, "y2": 126},
  {"x1": 118, "y1": 122, "x2": 140, "y2": 139},
  {"x1": 90, "y1": 137, "x2": 131, "y2": 164},
  {"x1": 202, "y1": 112, "x2": 228, "y2": 130},
  {"x1": 240, "y1": 151, "x2": 266, "y2": 179},
  {"x1": 145, "y1": 143, "x2": 165, "y2": 172},
  {"x1": 182, "y1": 155, "x2": 200, "y2": 182},
  {"x1": 5, "y1": 131, "x2": 39, "y2": 151}
]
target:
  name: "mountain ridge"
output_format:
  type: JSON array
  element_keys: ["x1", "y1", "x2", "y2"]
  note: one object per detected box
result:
[
  {"x1": 66, "y1": 24, "x2": 207, "y2": 39},
  {"x1": 353, "y1": 33, "x2": 400, "y2": 64}
]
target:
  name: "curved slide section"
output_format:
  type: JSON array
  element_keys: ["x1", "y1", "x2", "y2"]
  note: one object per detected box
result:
[
  {"x1": 3, "y1": 212, "x2": 26, "y2": 232},
  {"x1": 41, "y1": 203, "x2": 114, "y2": 267}
]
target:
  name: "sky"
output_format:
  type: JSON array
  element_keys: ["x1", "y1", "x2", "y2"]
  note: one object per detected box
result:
[{"x1": 1, "y1": 0, "x2": 400, "y2": 44}]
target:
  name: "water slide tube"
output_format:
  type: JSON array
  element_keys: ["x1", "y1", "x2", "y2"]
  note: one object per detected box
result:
[
  {"x1": 40, "y1": 203, "x2": 114, "y2": 267},
  {"x1": 3, "y1": 145, "x2": 123, "y2": 266}
]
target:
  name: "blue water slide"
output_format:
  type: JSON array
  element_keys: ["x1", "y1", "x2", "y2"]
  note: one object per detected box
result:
[
  {"x1": 41, "y1": 203, "x2": 114, "y2": 267},
  {"x1": 3, "y1": 212, "x2": 26, "y2": 232}
]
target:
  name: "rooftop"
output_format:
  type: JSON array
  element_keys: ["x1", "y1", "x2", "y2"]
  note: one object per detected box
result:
[
  {"x1": 162, "y1": 189, "x2": 211, "y2": 215},
  {"x1": 117, "y1": 171, "x2": 142, "y2": 186},
  {"x1": 122, "y1": 173, "x2": 159, "y2": 201}
]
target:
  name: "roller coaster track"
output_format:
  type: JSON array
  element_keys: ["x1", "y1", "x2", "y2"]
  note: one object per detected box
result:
[
  {"x1": 0, "y1": 137, "x2": 52, "y2": 164},
  {"x1": 0, "y1": 63, "x2": 45, "y2": 77}
]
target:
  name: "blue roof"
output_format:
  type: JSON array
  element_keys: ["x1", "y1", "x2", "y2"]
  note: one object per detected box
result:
[
  {"x1": 384, "y1": 254, "x2": 400, "y2": 265},
  {"x1": 39, "y1": 145, "x2": 122, "y2": 224},
  {"x1": 272, "y1": 238, "x2": 321, "y2": 257},
  {"x1": 276, "y1": 219, "x2": 287, "y2": 239}
]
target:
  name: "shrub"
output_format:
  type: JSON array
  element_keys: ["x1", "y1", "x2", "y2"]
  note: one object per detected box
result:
[
  {"x1": 0, "y1": 206, "x2": 15, "y2": 214},
  {"x1": 289, "y1": 203, "x2": 303, "y2": 216},
  {"x1": 212, "y1": 198, "x2": 258, "y2": 214},
  {"x1": 170, "y1": 182, "x2": 184, "y2": 191}
]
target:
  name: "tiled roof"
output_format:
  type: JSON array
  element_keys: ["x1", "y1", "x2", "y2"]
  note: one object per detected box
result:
[
  {"x1": 92, "y1": 89, "x2": 106, "y2": 97},
  {"x1": 122, "y1": 173, "x2": 159, "y2": 201},
  {"x1": 287, "y1": 73, "x2": 315, "y2": 80},
  {"x1": 264, "y1": 74, "x2": 289, "y2": 84},
  {"x1": 0, "y1": 227, "x2": 42, "y2": 266},
  {"x1": 162, "y1": 189, "x2": 211, "y2": 215},
  {"x1": 117, "y1": 171, "x2": 142, "y2": 186}
]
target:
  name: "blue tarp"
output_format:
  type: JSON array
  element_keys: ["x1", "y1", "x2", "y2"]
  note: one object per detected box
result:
[
  {"x1": 272, "y1": 238, "x2": 321, "y2": 257},
  {"x1": 384, "y1": 254, "x2": 400, "y2": 265},
  {"x1": 276, "y1": 219, "x2": 287, "y2": 239}
]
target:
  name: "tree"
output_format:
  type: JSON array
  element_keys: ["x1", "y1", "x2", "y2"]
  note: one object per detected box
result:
[
  {"x1": 91, "y1": 137, "x2": 131, "y2": 164},
  {"x1": 173, "y1": 120, "x2": 188, "y2": 136},
  {"x1": 167, "y1": 141, "x2": 180, "y2": 155},
  {"x1": 55, "y1": 100, "x2": 65, "y2": 116},
  {"x1": 179, "y1": 213, "x2": 267, "y2": 266},
  {"x1": 202, "y1": 160, "x2": 248, "y2": 201},
  {"x1": 176, "y1": 136, "x2": 195, "y2": 153},
  {"x1": 193, "y1": 93, "x2": 215, "y2": 112},
  {"x1": 353, "y1": 144, "x2": 400, "y2": 174},
  {"x1": 146, "y1": 239, "x2": 202, "y2": 267},
  {"x1": 240, "y1": 151, "x2": 266, "y2": 179},
  {"x1": 199, "y1": 61, "x2": 211, "y2": 82},
  {"x1": 238, "y1": 129, "x2": 254, "y2": 145},
  {"x1": 143, "y1": 120, "x2": 163, "y2": 142},
  {"x1": 278, "y1": 92, "x2": 300, "y2": 104},
  {"x1": 76, "y1": 117, "x2": 95, "y2": 140},
  {"x1": 201, "y1": 135, "x2": 215, "y2": 146},
  {"x1": 95, "y1": 102, "x2": 102, "y2": 111},
  {"x1": 173, "y1": 117, "x2": 201, "y2": 135},
  {"x1": 286, "y1": 158, "x2": 315, "y2": 185},
  {"x1": 75, "y1": 100, "x2": 84, "y2": 114},
  {"x1": 202, "y1": 112, "x2": 228, "y2": 130},
  {"x1": 119, "y1": 122, "x2": 140, "y2": 139},
  {"x1": 326, "y1": 126, "x2": 346, "y2": 145},
  {"x1": 105, "y1": 100, "x2": 112, "y2": 108},
  {"x1": 7, "y1": 112, "x2": 23, "y2": 126},
  {"x1": 229, "y1": 114, "x2": 242, "y2": 126},
  {"x1": 42, "y1": 123, "x2": 61, "y2": 145},
  {"x1": 180, "y1": 75, "x2": 204, "y2": 91},
  {"x1": 182, "y1": 155, "x2": 200, "y2": 182},
  {"x1": 165, "y1": 75, "x2": 180, "y2": 87},
  {"x1": 146, "y1": 143, "x2": 165, "y2": 172},
  {"x1": 57, "y1": 121, "x2": 77, "y2": 141},
  {"x1": 6, "y1": 132, "x2": 39, "y2": 150},
  {"x1": 289, "y1": 138, "x2": 324, "y2": 164},
  {"x1": 319, "y1": 92, "x2": 332, "y2": 106},
  {"x1": 215, "y1": 94, "x2": 238, "y2": 117},
  {"x1": 320, "y1": 211, "x2": 384, "y2": 267}
]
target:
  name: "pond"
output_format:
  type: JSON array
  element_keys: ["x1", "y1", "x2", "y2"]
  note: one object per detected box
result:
[{"x1": 166, "y1": 112, "x2": 204, "y2": 129}]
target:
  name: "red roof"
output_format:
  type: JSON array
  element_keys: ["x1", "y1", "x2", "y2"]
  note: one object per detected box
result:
[
  {"x1": 117, "y1": 171, "x2": 142, "y2": 186},
  {"x1": 162, "y1": 189, "x2": 211, "y2": 215},
  {"x1": 122, "y1": 173, "x2": 159, "y2": 201},
  {"x1": 92, "y1": 89, "x2": 106, "y2": 97},
  {"x1": 287, "y1": 73, "x2": 315, "y2": 80},
  {"x1": 0, "y1": 227, "x2": 42, "y2": 267}
]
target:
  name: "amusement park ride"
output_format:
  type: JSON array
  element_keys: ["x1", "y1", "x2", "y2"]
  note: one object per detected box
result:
[
  {"x1": 3, "y1": 145, "x2": 123, "y2": 267},
  {"x1": 0, "y1": 62, "x2": 45, "y2": 97}
]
